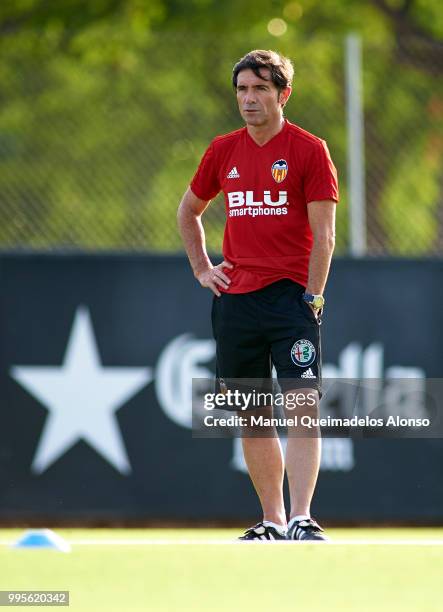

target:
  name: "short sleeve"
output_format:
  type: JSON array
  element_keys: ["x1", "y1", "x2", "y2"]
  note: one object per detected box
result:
[
  {"x1": 303, "y1": 140, "x2": 339, "y2": 204},
  {"x1": 190, "y1": 142, "x2": 221, "y2": 201}
]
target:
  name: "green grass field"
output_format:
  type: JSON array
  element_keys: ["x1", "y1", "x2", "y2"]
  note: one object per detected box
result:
[{"x1": 0, "y1": 528, "x2": 442, "y2": 611}]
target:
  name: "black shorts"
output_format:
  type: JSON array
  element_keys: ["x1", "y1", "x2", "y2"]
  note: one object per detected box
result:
[{"x1": 211, "y1": 279, "x2": 322, "y2": 397}]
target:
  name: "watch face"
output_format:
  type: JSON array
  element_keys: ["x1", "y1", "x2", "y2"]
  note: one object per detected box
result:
[{"x1": 312, "y1": 296, "x2": 325, "y2": 309}]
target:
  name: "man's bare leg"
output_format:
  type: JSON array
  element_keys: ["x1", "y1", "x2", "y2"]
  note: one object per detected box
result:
[
  {"x1": 285, "y1": 389, "x2": 321, "y2": 519},
  {"x1": 240, "y1": 408, "x2": 286, "y2": 527}
]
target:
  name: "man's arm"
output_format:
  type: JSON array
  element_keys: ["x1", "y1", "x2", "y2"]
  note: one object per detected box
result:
[
  {"x1": 177, "y1": 187, "x2": 232, "y2": 296},
  {"x1": 306, "y1": 200, "x2": 336, "y2": 296}
]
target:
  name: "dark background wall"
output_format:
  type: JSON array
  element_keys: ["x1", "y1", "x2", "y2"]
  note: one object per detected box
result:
[{"x1": 0, "y1": 254, "x2": 441, "y2": 523}]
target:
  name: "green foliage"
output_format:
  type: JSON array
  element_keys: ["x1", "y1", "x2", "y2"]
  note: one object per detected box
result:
[
  {"x1": 381, "y1": 136, "x2": 441, "y2": 253},
  {"x1": 0, "y1": 0, "x2": 442, "y2": 254}
]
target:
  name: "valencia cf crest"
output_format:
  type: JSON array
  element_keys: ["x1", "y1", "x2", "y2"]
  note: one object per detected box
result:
[{"x1": 271, "y1": 159, "x2": 288, "y2": 183}]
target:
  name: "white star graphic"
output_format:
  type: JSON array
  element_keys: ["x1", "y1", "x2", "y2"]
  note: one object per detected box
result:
[{"x1": 10, "y1": 306, "x2": 153, "y2": 475}]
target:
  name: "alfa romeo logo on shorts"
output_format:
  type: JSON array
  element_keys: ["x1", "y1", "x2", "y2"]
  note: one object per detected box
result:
[{"x1": 290, "y1": 339, "x2": 316, "y2": 367}]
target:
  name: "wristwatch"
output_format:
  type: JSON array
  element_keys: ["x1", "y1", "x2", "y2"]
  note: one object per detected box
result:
[{"x1": 303, "y1": 293, "x2": 325, "y2": 310}]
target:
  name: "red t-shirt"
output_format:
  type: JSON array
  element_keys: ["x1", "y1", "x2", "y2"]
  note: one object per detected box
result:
[{"x1": 190, "y1": 119, "x2": 339, "y2": 293}]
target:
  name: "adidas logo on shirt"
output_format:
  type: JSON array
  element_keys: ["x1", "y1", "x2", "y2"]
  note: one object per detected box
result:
[
  {"x1": 301, "y1": 368, "x2": 316, "y2": 379},
  {"x1": 227, "y1": 166, "x2": 240, "y2": 179}
]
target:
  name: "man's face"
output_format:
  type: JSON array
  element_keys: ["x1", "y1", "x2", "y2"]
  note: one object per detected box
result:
[{"x1": 236, "y1": 68, "x2": 291, "y2": 127}]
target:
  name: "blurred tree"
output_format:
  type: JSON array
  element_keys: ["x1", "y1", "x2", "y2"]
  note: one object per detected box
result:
[{"x1": 0, "y1": 0, "x2": 441, "y2": 253}]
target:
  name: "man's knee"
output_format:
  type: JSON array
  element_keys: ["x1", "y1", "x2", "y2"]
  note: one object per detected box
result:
[
  {"x1": 237, "y1": 406, "x2": 276, "y2": 437},
  {"x1": 284, "y1": 388, "x2": 320, "y2": 437}
]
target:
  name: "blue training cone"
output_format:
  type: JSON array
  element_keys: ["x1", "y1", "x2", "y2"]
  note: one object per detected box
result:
[{"x1": 12, "y1": 529, "x2": 71, "y2": 553}]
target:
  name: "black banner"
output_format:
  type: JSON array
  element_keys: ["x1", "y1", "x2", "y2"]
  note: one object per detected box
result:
[{"x1": 0, "y1": 254, "x2": 441, "y2": 522}]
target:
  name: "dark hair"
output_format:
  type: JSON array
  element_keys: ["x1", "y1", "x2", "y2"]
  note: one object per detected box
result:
[{"x1": 232, "y1": 49, "x2": 294, "y2": 90}]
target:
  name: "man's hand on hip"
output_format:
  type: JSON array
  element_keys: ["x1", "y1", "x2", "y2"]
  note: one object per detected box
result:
[{"x1": 196, "y1": 260, "x2": 233, "y2": 296}]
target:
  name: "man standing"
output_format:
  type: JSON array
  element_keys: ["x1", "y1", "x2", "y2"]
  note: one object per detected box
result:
[{"x1": 177, "y1": 50, "x2": 338, "y2": 541}]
